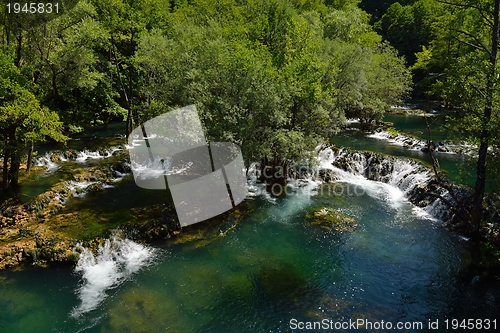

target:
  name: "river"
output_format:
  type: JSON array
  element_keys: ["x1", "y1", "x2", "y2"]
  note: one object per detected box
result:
[{"x1": 0, "y1": 115, "x2": 499, "y2": 332}]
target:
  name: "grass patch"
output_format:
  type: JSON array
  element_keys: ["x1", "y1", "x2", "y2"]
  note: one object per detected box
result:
[{"x1": 45, "y1": 209, "x2": 136, "y2": 240}]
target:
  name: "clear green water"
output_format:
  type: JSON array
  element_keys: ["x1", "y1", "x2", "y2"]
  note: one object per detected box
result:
[
  {"x1": 2, "y1": 118, "x2": 500, "y2": 332},
  {"x1": 336, "y1": 114, "x2": 479, "y2": 187},
  {"x1": 331, "y1": 130, "x2": 476, "y2": 186},
  {"x1": 2, "y1": 181, "x2": 498, "y2": 333},
  {"x1": 383, "y1": 114, "x2": 459, "y2": 142}
]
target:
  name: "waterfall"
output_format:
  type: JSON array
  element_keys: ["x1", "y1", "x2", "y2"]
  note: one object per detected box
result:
[
  {"x1": 368, "y1": 129, "x2": 476, "y2": 155},
  {"x1": 34, "y1": 154, "x2": 60, "y2": 172},
  {"x1": 315, "y1": 146, "x2": 470, "y2": 221},
  {"x1": 33, "y1": 146, "x2": 125, "y2": 173},
  {"x1": 71, "y1": 236, "x2": 156, "y2": 317},
  {"x1": 67, "y1": 181, "x2": 98, "y2": 198},
  {"x1": 75, "y1": 148, "x2": 122, "y2": 163}
]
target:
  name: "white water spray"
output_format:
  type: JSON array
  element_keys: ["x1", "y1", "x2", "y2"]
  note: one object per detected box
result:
[
  {"x1": 75, "y1": 148, "x2": 122, "y2": 163},
  {"x1": 315, "y1": 147, "x2": 433, "y2": 210},
  {"x1": 71, "y1": 236, "x2": 156, "y2": 317},
  {"x1": 34, "y1": 154, "x2": 60, "y2": 172}
]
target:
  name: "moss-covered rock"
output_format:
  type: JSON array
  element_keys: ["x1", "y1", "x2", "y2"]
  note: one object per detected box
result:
[
  {"x1": 305, "y1": 206, "x2": 358, "y2": 233},
  {"x1": 101, "y1": 286, "x2": 183, "y2": 333}
]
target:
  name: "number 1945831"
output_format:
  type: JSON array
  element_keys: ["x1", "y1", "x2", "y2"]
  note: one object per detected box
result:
[
  {"x1": 6, "y1": 3, "x2": 59, "y2": 14},
  {"x1": 444, "y1": 319, "x2": 497, "y2": 330}
]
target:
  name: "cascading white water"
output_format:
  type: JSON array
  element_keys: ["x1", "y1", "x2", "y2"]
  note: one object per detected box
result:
[
  {"x1": 34, "y1": 154, "x2": 60, "y2": 172},
  {"x1": 388, "y1": 159, "x2": 430, "y2": 195},
  {"x1": 315, "y1": 146, "x2": 440, "y2": 214},
  {"x1": 71, "y1": 236, "x2": 156, "y2": 317},
  {"x1": 75, "y1": 148, "x2": 122, "y2": 163},
  {"x1": 130, "y1": 156, "x2": 172, "y2": 180},
  {"x1": 368, "y1": 129, "x2": 475, "y2": 155},
  {"x1": 318, "y1": 148, "x2": 335, "y2": 167},
  {"x1": 130, "y1": 156, "x2": 194, "y2": 180},
  {"x1": 67, "y1": 181, "x2": 98, "y2": 198},
  {"x1": 33, "y1": 146, "x2": 124, "y2": 173}
]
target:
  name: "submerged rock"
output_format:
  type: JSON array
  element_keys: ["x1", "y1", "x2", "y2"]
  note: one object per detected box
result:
[
  {"x1": 305, "y1": 206, "x2": 358, "y2": 233},
  {"x1": 254, "y1": 259, "x2": 309, "y2": 300},
  {"x1": 101, "y1": 286, "x2": 183, "y2": 333}
]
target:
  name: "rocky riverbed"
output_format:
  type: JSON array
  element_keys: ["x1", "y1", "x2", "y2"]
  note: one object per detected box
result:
[{"x1": 0, "y1": 148, "x2": 179, "y2": 270}]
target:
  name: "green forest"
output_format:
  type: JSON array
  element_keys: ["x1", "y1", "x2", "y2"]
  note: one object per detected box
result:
[
  {"x1": 2, "y1": 0, "x2": 500, "y2": 241},
  {"x1": 2, "y1": 1, "x2": 500, "y2": 331}
]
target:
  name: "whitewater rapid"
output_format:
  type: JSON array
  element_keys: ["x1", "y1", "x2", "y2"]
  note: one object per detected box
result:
[
  {"x1": 316, "y1": 146, "x2": 442, "y2": 220},
  {"x1": 71, "y1": 237, "x2": 156, "y2": 317}
]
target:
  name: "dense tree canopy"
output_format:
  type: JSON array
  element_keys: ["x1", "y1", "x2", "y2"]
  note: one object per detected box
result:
[{"x1": 0, "y1": 0, "x2": 411, "y2": 191}]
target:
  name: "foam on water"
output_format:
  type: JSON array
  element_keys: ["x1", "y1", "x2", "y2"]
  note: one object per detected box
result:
[
  {"x1": 368, "y1": 130, "x2": 476, "y2": 155},
  {"x1": 326, "y1": 165, "x2": 407, "y2": 209},
  {"x1": 75, "y1": 148, "x2": 122, "y2": 163},
  {"x1": 34, "y1": 146, "x2": 124, "y2": 174},
  {"x1": 314, "y1": 146, "x2": 473, "y2": 223},
  {"x1": 316, "y1": 147, "x2": 430, "y2": 210},
  {"x1": 318, "y1": 148, "x2": 335, "y2": 169},
  {"x1": 34, "y1": 154, "x2": 60, "y2": 172},
  {"x1": 130, "y1": 157, "x2": 193, "y2": 180},
  {"x1": 68, "y1": 181, "x2": 97, "y2": 198},
  {"x1": 71, "y1": 237, "x2": 156, "y2": 317},
  {"x1": 388, "y1": 159, "x2": 430, "y2": 195}
]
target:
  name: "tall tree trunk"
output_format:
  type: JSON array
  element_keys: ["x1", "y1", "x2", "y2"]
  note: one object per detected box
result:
[
  {"x1": 111, "y1": 38, "x2": 134, "y2": 137},
  {"x1": 26, "y1": 141, "x2": 34, "y2": 173},
  {"x1": 471, "y1": 0, "x2": 500, "y2": 230},
  {"x1": 2, "y1": 132, "x2": 10, "y2": 190},
  {"x1": 7, "y1": 127, "x2": 20, "y2": 189},
  {"x1": 14, "y1": 29, "x2": 22, "y2": 67}
]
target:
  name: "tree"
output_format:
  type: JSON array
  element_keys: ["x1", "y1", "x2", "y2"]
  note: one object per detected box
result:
[
  {"x1": 89, "y1": 0, "x2": 169, "y2": 136},
  {"x1": 126, "y1": 0, "x2": 411, "y2": 191},
  {"x1": 323, "y1": 6, "x2": 412, "y2": 127},
  {"x1": 0, "y1": 51, "x2": 66, "y2": 191},
  {"x1": 135, "y1": 0, "x2": 350, "y2": 185},
  {"x1": 415, "y1": 1, "x2": 500, "y2": 255},
  {"x1": 360, "y1": 0, "x2": 418, "y2": 21},
  {"x1": 12, "y1": 0, "x2": 118, "y2": 132}
]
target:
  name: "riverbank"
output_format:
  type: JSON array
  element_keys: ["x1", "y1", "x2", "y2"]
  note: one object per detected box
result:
[
  {"x1": 0, "y1": 147, "x2": 177, "y2": 270},
  {"x1": 0, "y1": 146, "x2": 255, "y2": 269}
]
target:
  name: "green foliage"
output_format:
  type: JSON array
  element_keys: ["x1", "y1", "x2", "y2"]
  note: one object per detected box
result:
[
  {"x1": 374, "y1": 0, "x2": 440, "y2": 65},
  {"x1": 360, "y1": 0, "x2": 418, "y2": 21},
  {"x1": 0, "y1": 50, "x2": 67, "y2": 189},
  {"x1": 480, "y1": 242, "x2": 500, "y2": 270},
  {"x1": 324, "y1": 5, "x2": 381, "y2": 45},
  {"x1": 327, "y1": 38, "x2": 411, "y2": 126},
  {"x1": 0, "y1": 0, "x2": 413, "y2": 187},
  {"x1": 0, "y1": 51, "x2": 66, "y2": 143},
  {"x1": 416, "y1": 1, "x2": 500, "y2": 149},
  {"x1": 132, "y1": 0, "x2": 412, "y2": 162},
  {"x1": 385, "y1": 127, "x2": 400, "y2": 137}
]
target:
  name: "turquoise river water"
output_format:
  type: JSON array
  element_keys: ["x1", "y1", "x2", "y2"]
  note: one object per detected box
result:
[{"x1": 1, "y1": 115, "x2": 500, "y2": 332}]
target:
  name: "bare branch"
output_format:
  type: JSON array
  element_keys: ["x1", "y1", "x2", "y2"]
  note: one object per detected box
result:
[
  {"x1": 424, "y1": 116, "x2": 473, "y2": 222},
  {"x1": 437, "y1": 0, "x2": 494, "y2": 27},
  {"x1": 452, "y1": 28, "x2": 492, "y2": 57}
]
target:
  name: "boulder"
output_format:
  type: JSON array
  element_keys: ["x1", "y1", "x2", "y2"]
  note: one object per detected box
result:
[{"x1": 305, "y1": 206, "x2": 358, "y2": 233}]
